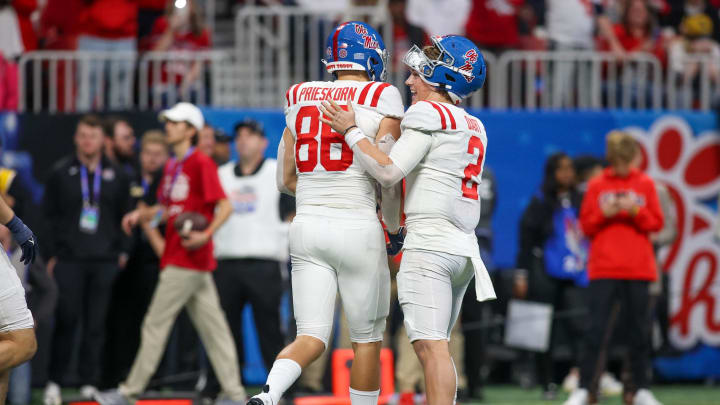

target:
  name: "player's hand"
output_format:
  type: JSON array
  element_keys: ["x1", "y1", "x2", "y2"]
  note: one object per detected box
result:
[
  {"x1": 181, "y1": 230, "x2": 210, "y2": 250},
  {"x1": 6, "y1": 216, "x2": 38, "y2": 265},
  {"x1": 386, "y1": 227, "x2": 405, "y2": 256},
  {"x1": 320, "y1": 99, "x2": 357, "y2": 136},
  {"x1": 600, "y1": 198, "x2": 619, "y2": 218},
  {"x1": 122, "y1": 210, "x2": 140, "y2": 235}
]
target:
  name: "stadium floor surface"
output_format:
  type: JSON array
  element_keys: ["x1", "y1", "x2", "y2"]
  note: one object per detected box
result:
[{"x1": 31, "y1": 385, "x2": 720, "y2": 405}]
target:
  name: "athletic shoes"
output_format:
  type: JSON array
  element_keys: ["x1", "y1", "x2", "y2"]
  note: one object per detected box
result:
[
  {"x1": 94, "y1": 389, "x2": 133, "y2": 405},
  {"x1": 563, "y1": 388, "x2": 589, "y2": 405},
  {"x1": 562, "y1": 368, "x2": 580, "y2": 392},
  {"x1": 80, "y1": 385, "x2": 99, "y2": 398},
  {"x1": 600, "y1": 372, "x2": 624, "y2": 396},
  {"x1": 43, "y1": 381, "x2": 62, "y2": 405},
  {"x1": 633, "y1": 389, "x2": 663, "y2": 405},
  {"x1": 247, "y1": 385, "x2": 274, "y2": 405}
]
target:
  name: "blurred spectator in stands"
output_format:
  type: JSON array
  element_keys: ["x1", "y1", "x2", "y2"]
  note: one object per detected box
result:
[
  {"x1": 43, "y1": 115, "x2": 132, "y2": 405},
  {"x1": 573, "y1": 155, "x2": 605, "y2": 194},
  {"x1": 0, "y1": 0, "x2": 29, "y2": 60},
  {"x1": 0, "y1": 52, "x2": 19, "y2": 111},
  {"x1": 139, "y1": 0, "x2": 168, "y2": 46},
  {"x1": 599, "y1": 0, "x2": 666, "y2": 61},
  {"x1": 149, "y1": 0, "x2": 211, "y2": 103},
  {"x1": 1, "y1": 222, "x2": 57, "y2": 405},
  {"x1": 103, "y1": 130, "x2": 168, "y2": 387},
  {"x1": 198, "y1": 123, "x2": 216, "y2": 158},
  {"x1": 75, "y1": 0, "x2": 138, "y2": 110},
  {"x1": 406, "y1": 0, "x2": 471, "y2": 37},
  {"x1": 212, "y1": 130, "x2": 232, "y2": 166},
  {"x1": 516, "y1": 153, "x2": 589, "y2": 400},
  {"x1": 566, "y1": 131, "x2": 664, "y2": 405},
  {"x1": 465, "y1": 0, "x2": 526, "y2": 52},
  {"x1": 546, "y1": 0, "x2": 621, "y2": 107},
  {"x1": 460, "y1": 167, "x2": 497, "y2": 401},
  {"x1": 104, "y1": 117, "x2": 138, "y2": 177},
  {"x1": 389, "y1": 0, "x2": 429, "y2": 69},
  {"x1": 204, "y1": 119, "x2": 292, "y2": 398},
  {"x1": 666, "y1": 0, "x2": 720, "y2": 86},
  {"x1": 39, "y1": 0, "x2": 84, "y2": 50}
]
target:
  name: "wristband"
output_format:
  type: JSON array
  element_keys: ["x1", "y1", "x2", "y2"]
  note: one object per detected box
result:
[
  {"x1": 344, "y1": 127, "x2": 365, "y2": 148},
  {"x1": 343, "y1": 125, "x2": 358, "y2": 135}
]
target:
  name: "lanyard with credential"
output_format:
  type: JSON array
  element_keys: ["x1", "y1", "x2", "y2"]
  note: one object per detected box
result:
[
  {"x1": 80, "y1": 163, "x2": 102, "y2": 207},
  {"x1": 161, "y1": 147, "x2": 194, "y2": 206}
]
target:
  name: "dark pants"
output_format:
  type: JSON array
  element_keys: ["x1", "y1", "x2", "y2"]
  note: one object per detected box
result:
[
  {"x1": 205, "y1": 258, "x2": 284, "y2": 395},
  {"x1": 579, "y1": 279, "x2": 651, "y2": 392},
  {"x1": 49, "y1": 260, "x2": 119, "y2": 386},
  {"x1": 529, "y1": 270, "x2": 586, "y2": 391}
]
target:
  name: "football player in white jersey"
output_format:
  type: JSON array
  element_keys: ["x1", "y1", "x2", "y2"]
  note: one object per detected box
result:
[
  {"x1": 247, "y1": 22, "x2": 405, "y2": 405},
  {"x1": 321, "y1": 35, "x2": 496, "y2": 405},
  {"x1": 0, "y1": 195, "x2": 38, "y2": 403}
]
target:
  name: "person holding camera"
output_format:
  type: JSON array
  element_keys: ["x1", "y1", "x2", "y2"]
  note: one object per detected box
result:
[
  {"x1": 565, "y1": 131, "x2": 664, "y2": 405},
  {"x1": 97, "y1": 102, "x2": 246, "y2": 405}
]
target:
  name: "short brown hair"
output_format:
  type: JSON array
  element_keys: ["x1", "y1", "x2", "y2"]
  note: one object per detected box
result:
[
  {"x1": 141, "y1": 130, "x2": 167, "y2": 150},
  {"x1": 606, "y1": 131, "x2": 638, "y2": 165},
  {"x1": 77, "y1": 114, "x2": 103, "y2": 129}
]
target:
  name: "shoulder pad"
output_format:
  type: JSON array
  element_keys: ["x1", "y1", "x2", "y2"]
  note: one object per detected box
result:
[
  {"x1": 355, "y1": 82, "x2": 403, "y2": 117},
  {"x1": 284, "y1": 82, "x2": 308, "y2": 109},
  {"x1": 401, "y1": 101, "x2": 456, "y2": 133}
]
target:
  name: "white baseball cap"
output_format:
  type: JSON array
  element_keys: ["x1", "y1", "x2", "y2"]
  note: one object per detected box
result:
[{"x1": 159, "y1": 102, "x2": 204, "y2": 131}]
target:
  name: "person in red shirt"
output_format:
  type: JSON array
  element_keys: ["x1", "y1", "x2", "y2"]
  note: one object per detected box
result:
[
  {"x1": 465, "y1": 0, "x2": 525, "y2": 52},
  {"x1": 96, "y1": 103, "x2": 247, "y2": 405},
  {"x1": 598, "y1": 0, "x2": 666, "y2": 61},
  {"x1": 565, "y1": 131, "x2": 664, "y2": 405},
  {"x1": 145, "y1": 0, "x2": 211, "y2": 103}
]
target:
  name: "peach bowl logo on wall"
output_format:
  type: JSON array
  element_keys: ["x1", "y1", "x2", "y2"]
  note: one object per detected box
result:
[{"x1": 622, "y1": 116, "x2": 720, "y2": 350}]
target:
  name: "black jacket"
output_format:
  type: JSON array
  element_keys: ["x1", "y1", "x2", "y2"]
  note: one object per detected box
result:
[
  {"x1": 43, "y1": 155, "x2": 131, "y2": 261},
  {"x1": 516, "y1": 189, "x2": 583, "y2": 273}
]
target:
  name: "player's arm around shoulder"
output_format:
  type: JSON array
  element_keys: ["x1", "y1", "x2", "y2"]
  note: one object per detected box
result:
[{"x1": 375, "y1": 84, "x2": 404, "y2": 149}]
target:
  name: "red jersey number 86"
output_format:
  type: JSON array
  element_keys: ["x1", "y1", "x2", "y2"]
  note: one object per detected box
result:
[{"x1": 294, "y1": 105, "x2": 354, "y2": 173}]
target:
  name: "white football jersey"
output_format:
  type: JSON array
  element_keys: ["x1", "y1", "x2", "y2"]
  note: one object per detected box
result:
[
  {"x1": 391, "y1": 100, "x2": 488, "y2": 258},
  {"x1": 285, "y1": 80, "x2": 404, "y2": 213}
]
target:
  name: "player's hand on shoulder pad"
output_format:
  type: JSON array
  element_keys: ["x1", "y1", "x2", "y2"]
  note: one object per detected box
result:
[{"x1": 386, "y1": 227, "x2": 405, "y2": 256}]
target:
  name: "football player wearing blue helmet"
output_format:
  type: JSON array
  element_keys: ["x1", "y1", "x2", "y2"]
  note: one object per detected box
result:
[
  {"x1": 248, "y1": 21, "x2": 405, "y2": 405},
  {"x1": 321, "y1": 35, "x2": 495, "y2": 405}
]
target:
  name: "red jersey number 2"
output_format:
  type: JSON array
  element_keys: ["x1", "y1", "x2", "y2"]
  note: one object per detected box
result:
[
  {"x1": 294, "y1": 105, "x2": 353, "y2": 173},
  {"x1": 462, "y1": 135, "x2": 484, "y2": 200}
]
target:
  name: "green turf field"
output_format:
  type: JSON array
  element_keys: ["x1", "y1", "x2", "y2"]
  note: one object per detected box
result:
[{"x1": 31, "y1": 385, "x2": 720, "y2": 405}]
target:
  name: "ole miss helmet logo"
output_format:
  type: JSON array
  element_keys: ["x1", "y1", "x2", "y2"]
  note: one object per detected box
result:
[{"x1": 459, "y1": 49, "x2": 478, "y2": 83}]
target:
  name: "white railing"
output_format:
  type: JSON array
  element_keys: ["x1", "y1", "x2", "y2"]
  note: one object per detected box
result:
[
  {"x1": 18, "y1": 50, "x2": 236, "y2": 113},
  {"x1": 234, "y1": 5, "x2": 393, "y2": 107},
  {"x1": 494, "y1": 51, "x2": 663, "y2": 110}
]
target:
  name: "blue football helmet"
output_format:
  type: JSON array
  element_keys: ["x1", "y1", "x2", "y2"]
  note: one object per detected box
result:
[
  {"x1": 322, "y1": 21, "x2": 388, "y2": 82},
  {"x1": 403, "y1": 35, "x2": 486, "y2": 103}
]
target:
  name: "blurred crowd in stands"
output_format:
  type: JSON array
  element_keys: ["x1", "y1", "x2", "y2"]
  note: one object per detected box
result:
[{"x1": 3, "y1": 0, "x2": 720, "y2": 110}]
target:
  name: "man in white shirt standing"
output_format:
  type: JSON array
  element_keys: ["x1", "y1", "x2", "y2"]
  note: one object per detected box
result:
[{"x1": 210, "y1": 120, "x2": 293, "y2": 396}]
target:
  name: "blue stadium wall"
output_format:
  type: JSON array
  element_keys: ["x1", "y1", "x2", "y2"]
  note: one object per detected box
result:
[{"x1": 3, "y1": 109, "x2": 719, "y2": 382}]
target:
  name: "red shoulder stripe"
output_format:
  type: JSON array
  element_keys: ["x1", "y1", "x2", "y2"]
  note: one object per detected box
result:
[
  {"x1": 437, "y1": 103, "x2": 456, "y2": 129},
  {"x1": 369, "y1": 83, "x2": 391, "y2": 107},
  {"x1": 285, "y1": 86, "x2": 291, "y2": 107},
  {"x1": 426, "y1": 101, "x2": 447, "y2": 130},
  {"x1": 357, "y1": 82, "x2": 376, "y2": 105},
  {"x1": 292, "y1": 82, "x2": 304, "y2": 105}
]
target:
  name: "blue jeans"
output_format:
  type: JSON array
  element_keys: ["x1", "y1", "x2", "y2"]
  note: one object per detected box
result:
[
  {"x1": 76, "y1": 35, "x2": 136, "y2": 111},
  {"x1": 8, "y1": 361, "x2": 31, "y2": 405}
]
